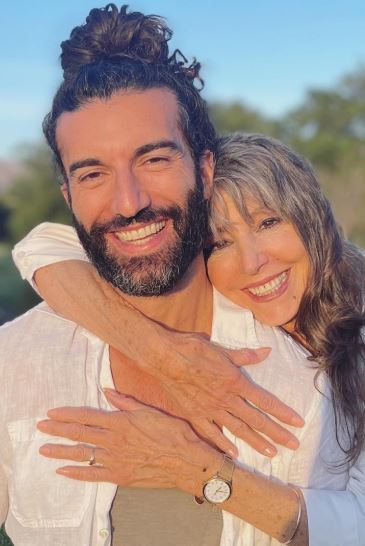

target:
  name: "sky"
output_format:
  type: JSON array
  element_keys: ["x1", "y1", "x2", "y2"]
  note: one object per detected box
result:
[{"x1": 1, "y1": 0, "x2": 365, "y2": 160}]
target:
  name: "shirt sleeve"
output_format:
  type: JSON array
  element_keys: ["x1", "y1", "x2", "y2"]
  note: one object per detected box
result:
[
  {"x1": 302, "y1": 448, "x2": 365, "y2": 546},
  {"x1": 12, "y1": 222, "x2": 88, "y2": 292}
]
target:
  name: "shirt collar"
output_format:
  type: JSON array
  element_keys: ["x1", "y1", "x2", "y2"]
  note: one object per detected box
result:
[{"x1": 211, "y1": 288, "x2": 260, "y2": 349}]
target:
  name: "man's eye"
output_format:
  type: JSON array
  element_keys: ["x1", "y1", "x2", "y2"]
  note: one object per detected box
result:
[
  {"x1": 79, "y1": 171, "x2": 102, "y2": 182},
  {"x1": 259, "y1": 217, "x2": 281, "y2": 230},
  {"x1": 146, "y1": 156, "x2": 169, "y2": 165}
]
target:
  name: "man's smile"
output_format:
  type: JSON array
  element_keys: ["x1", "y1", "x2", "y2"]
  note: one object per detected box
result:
[
  {"x1": 107, "y1": 219, "x2": 171, "y2": 255},
  {"x1": 113, "y1": 220, "x2": 167, "y2": 243}
]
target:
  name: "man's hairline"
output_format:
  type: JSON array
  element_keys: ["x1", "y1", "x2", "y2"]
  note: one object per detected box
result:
[{"x1": 53, "y1": 85, "x2": 210, "y2": 186}]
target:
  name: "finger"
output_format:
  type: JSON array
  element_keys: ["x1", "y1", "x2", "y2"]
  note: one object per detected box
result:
[
  {"x1": 56, "y1": 465, "x2": 113, "y2": 482},
  {"x1": 223, "y1": 346, "x2": 272, "y2": 366},
  {"x1": 37, "y1": 419, "x2": 108, "y2": 446},
  {"x1": 46, "y1": 406, "x2": 123, "y2": 430},
  {"x1": 103, "y1": 389, "x2": 148, "y2": 411},
  {"x1": 215, "y1": 412, "x2": 277, "y2": 457},
  {"x1": 39, "y1": 443, "x2": 107, "y2": 465},
  {"x1": 232, "y1": 399, "x2": 300, "y2": 450},
  {"x1": 237, "y1": 374, "x2": 305, "y2": 427},
  {"x1": 192, "y1": 418, "x2": 238, "y2": 459}
]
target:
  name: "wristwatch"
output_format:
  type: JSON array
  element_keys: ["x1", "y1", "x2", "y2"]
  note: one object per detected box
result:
[{"x1": 201, "y1": 455, "x2": 235, "y2": 504}]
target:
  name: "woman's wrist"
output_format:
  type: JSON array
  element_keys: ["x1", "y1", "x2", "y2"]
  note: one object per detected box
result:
[{"x1": 172, "y1": 438, "x2": 223, "y2": 497}]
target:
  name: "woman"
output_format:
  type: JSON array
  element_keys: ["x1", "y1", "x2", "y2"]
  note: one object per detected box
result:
[{"x1": 12, "y1": 134, "x2": 365, "y2": 545}]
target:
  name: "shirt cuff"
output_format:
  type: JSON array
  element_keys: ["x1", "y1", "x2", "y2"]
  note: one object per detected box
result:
[
  {"x1": 303, "y1": 488, "x2": 359, "y2": 546},
  {"x1": 12, "y1": 222, "x2": 88, "y2": 292}
]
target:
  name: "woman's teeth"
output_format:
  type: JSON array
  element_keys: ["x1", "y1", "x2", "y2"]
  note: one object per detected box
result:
[
  {"x1": 247, "y1": 272, "x2": 287, "y2": 297},
  {"x1": 115, "y1": 221, "x2": 166, "y2": 242}
]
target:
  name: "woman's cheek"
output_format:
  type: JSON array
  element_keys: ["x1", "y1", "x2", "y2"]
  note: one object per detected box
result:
[{"x1": 207, "y1": 253, "x2": 236, "y2": 292}]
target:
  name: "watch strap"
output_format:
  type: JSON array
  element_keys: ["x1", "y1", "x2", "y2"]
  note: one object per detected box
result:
[{"x1": 218, "y1": 454, "x2": 235, "y2": 482}]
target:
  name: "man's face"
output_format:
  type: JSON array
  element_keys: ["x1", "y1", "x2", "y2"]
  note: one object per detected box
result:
[{"x1": 56, "y1": 88, "x2": 213, "y2": 296}]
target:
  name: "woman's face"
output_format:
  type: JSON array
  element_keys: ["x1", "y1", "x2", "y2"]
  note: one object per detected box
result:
[{"x1": 207, "y1": 191, "x2": 310, "y2": 332}]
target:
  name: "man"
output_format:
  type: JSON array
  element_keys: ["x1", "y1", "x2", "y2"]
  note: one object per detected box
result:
[{"x1": 0, "y1": 5, "x2": 307, "y2": 546}]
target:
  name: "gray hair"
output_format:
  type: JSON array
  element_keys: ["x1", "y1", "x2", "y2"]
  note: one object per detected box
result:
[
  {"x1": 210, "y1": 133, "x2": 365, "y2": 467},
  {"x1": 210, "y1": 133, "x2": 336, "y2": 279}
]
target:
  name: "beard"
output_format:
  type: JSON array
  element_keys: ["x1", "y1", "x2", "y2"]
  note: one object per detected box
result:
[{"x1": 72, "y1": 177, "x2": 209, "y2": 297}]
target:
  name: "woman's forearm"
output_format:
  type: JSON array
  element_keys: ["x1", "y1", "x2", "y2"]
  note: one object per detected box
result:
[
  {"x1": 182, "y1": 447, "x2": 308, "y2": 545},
  {"x1": 34, "y1": 259, "x2": 303, "y2": 457}
]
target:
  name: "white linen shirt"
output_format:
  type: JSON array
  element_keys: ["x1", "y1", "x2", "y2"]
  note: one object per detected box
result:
[{"x1": 5, "y1": 222, "x2": 365, "y2": 546}]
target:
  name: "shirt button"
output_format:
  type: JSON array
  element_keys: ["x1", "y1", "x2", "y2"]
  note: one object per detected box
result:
[{"x1": 99, "y1": 528, "x2": 110, "y2": 538}]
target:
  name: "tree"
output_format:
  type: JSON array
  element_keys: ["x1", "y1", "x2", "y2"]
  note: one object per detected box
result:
[{"x1": 1, "y1": 144, "x2": 71, "y2": 244}]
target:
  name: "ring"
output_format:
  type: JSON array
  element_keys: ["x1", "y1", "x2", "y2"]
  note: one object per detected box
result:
[{"x1": 88, "y1": 448, "x2": 96, "y2": 466}]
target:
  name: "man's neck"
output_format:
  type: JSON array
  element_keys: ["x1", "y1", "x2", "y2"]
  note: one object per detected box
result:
[{"x1": 119, "y1": 254, "x2": 213, "y2": 337}]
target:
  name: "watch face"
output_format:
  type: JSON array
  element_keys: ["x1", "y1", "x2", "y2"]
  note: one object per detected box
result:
[{"x1": 203, "y1": 478, "x2": 231, "y2": 504}]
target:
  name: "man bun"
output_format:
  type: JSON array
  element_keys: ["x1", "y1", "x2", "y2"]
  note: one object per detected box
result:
[{"x1": 61, "y1": 4, "x2": 200, "y2": 83}]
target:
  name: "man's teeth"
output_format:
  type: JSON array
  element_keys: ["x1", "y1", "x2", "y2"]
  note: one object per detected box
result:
[
  {"x1": 248, "y1": 272, "x2": 287, "y2": 297},
  {"x1": 115, "y1": 221, "x2": 166, "y2": 242}
]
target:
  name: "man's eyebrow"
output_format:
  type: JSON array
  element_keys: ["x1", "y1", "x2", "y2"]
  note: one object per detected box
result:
[
  {"x1": 134, "y1": 140, "x2": 181, "y2": 158},
  {"x1": 69, "y1": 158, "x2": 103, "y2": 176}
]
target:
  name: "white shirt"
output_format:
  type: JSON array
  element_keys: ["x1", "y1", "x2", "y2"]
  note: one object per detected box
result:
[{"x1": 5, "y1": 221, "x2": 365, "y2": 546}]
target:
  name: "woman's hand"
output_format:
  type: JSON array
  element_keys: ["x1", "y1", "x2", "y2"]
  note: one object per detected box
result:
[
  {"x1": 38, "y1": 392, "x2": 308, "y2": 544},
  {"x1": 37, "y1": 392, "x2": 220, "y2": 494},
  {"x1": 142, "y1": 330, "x2": 303, "y2": 457},
  {"x1": 33, "y1": 259, "x2": 303, "y2": 457}
]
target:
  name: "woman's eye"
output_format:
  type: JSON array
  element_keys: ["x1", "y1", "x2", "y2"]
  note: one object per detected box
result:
[
  {"x1": 210, "y1": 239, "x2": 231, "y2": 252},
  {"x1": 259, "y1": 216, "x2": 281, "y2": 230}
]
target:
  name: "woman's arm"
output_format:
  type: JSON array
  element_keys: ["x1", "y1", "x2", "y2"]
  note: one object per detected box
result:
[
  {"x1": 13, "y1": 223, "x2": 304, "y2": 457},
  {"x1": 38, "y1": 394, "x2": 309, "y2": 545},
  {"x1": 38, "y1": 390, "x2": 365, "y2": 546}
]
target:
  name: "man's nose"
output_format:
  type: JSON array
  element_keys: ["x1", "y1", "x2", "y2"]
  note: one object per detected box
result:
[
  {"x1": 238, "y1": 238, "x2": 268, "y2": 275},
  {"x1": 111, "y1": 169, "x2": 151, "y2": 219}
]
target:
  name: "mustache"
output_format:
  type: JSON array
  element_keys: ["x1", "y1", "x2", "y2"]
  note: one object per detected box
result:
[{"x1": 89, "y1": 206, "x2": 182, "y2": 236}]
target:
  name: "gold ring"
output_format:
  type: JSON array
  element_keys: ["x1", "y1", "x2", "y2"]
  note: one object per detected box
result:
[{"x1": 88, "y1": 448, "x2": 96, "y2": 466}]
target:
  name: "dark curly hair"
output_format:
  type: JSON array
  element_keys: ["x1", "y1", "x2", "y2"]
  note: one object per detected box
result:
[{"x1": 43, "y1": 4, "x2": 217, "y2": 180}]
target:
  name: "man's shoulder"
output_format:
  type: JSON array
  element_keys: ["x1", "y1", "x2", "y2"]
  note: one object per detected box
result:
[
  {"x1": 1, "y1": 301, "x2": 72, "y2": 333},
  {"x1": 0, "y1": 302, "x2": 92, "y2": 353}
]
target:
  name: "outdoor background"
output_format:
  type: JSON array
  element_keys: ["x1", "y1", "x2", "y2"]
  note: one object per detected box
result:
[
  {"x1": 0, "y1": 1, "x2": 364, "y2": 543},
  {"x1": 0, "y1": 0, "x2": 365, "y2": 327}
]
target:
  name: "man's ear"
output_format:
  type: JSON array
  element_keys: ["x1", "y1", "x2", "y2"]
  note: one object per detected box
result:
[
  {"x1": 60, "y1": 182, "x2": 71, "y2": 209},
  {"x1": 200, "y1": 150, "x2": 215, "y2": 200}
]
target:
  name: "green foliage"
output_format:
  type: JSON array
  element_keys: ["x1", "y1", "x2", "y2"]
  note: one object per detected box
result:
[
  {"x1": 0, "y1": 65, "x2": 365, "y2": 324},
  {"x1": 1, "y1": 144, "x2": 71, "y2": 245},
  {"x1": 210, "y1": 102, "x2": 276, "y2": 135},
  {"x1": 210, "y1": 65, "x2": 365, "y2": 247},
  {"x1": 0, "y1": 525, "x2": 13, "y2": 546},
  {"x1": 0, "y1": 244, "x2": 40, "y2": 323}
]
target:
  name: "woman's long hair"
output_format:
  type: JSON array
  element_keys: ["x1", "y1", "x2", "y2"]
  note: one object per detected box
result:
[{"x1": 211, "y1": 133, "x2": 365, "y2": 465}]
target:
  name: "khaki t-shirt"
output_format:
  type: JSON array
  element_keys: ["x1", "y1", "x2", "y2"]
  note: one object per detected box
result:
[{"x1": 111, "y1": 487, "x2": 223, "y2": 546}]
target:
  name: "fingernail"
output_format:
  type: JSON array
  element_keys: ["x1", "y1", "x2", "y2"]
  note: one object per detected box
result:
[
  {"x1": 286, "y1": 437, "x2": 300, "y2": 450},
  {"x1": 257, "y1": 347, "x2": 271, "y2": 355},
  {"x1": 227, "y1": 448, "x2": 238, "y2": 459},
  {"x1": 264, "y1": 446, "x2": 277, "y2": 457},
  {"x1": 39, "y1": 445, "x2": 51, "y2": 456},
  {"x1": 103, "y1": 388, "x2": 117, "y2": 396},
  {"x1": 56, "y1": 468, "x2": 71, "y2": 476},
  {"x1": 37, "y1": 420, "x2": 48, "y2": 431},
  {"x1": 290, "y1": 415, "x2": 305, "y2": 427}
]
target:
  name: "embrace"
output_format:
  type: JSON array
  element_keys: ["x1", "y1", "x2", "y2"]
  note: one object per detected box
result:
[{"x1": 1, "y1": 4, "x2": 365, "y2": 546}]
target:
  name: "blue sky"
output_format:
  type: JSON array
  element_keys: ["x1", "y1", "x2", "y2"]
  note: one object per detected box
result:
[{"x1": 1, "y1": 0, "x2": 364, "y2": 160}]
